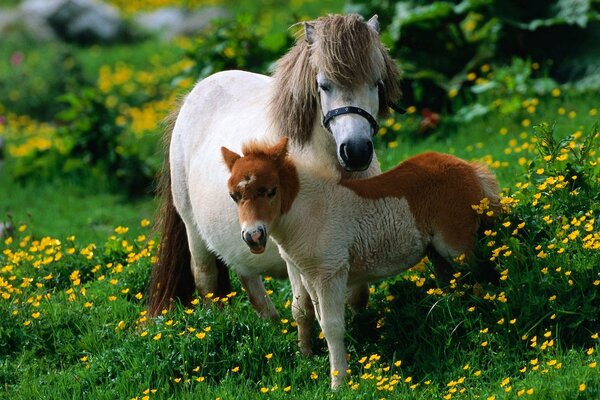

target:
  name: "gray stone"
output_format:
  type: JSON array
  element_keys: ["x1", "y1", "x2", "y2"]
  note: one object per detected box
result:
[
  {"x1": 0, "y1": 9, "x2": 21, "y2": 36},
  {"x1": 18, "y1": 0, "x2": 125, "y2": 43},
  {"x1": 47, "y1": 0, "x2": 125, "y2": 43},
  {"x1": 133, "y1": 6, "x2": 230, "y2": 40}
]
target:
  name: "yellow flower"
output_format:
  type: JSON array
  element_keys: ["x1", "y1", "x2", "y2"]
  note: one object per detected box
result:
[
  {"x1": 153, "y1": 333, "x2": 162, "y2": 340},
  {"x1": 114, "y1": 226, "x2": 129, "y2": 234},
  {"x1": 265, "y1": 353, "x2": 273, "y2": 360}
]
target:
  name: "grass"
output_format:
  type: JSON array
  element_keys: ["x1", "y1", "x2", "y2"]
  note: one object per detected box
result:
[
  {"x1": 1, "y1": 91, "x2": 598, "y2": 399},
  {"x1": 0, "y1": 3, "x2": 598, "y2": 395}
]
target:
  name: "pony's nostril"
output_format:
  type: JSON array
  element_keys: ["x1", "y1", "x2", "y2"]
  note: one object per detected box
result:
[{"x1": 340, "y1": 143, "x2": 349, "y2": 163}]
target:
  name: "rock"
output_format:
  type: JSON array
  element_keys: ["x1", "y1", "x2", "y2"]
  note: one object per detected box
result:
[
  {"x1": 133, "y1": 6, "x2": 230, "y2": 40},
  {"x1": 19, "y1": 0, "x2": 126, "y2": 44},
  {"x1": 0, "y1": 9, "x2": 21, "y2": 36},
  {"x1": 0, "y1": 222, "x2": 13, "y2": 240},
  {"x1": 47, "y1": 0, "x2": 126, "y2": 44},
  {"x1": 134, "y1": 7, "x2": 186, "y2": 39},
  {"x1": 179, "y1": 7, "x2": 230, "y2": 36}
]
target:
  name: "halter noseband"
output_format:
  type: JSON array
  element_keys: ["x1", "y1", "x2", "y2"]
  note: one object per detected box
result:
[{"x1": 322, "y1": 106, "x2": 379, "y2": 136}]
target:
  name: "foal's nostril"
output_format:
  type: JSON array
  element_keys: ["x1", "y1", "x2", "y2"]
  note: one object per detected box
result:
[{"x1": 242, "y1": 226, "x2": 267, "y2": 247}]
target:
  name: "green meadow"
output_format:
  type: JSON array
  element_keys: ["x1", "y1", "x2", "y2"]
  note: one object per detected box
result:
[{"x1": 1, "y1": 1, "x2": 599, "y2": 399}]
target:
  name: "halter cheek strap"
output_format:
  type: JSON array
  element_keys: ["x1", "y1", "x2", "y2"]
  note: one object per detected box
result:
[{"x1": 322, "y1": 106, "x2": 379, "y2": 135}]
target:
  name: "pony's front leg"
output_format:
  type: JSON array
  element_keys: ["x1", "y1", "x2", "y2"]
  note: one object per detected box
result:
[
  {"x1": 313, "y1": 268, "x2": 349, "y2": 390},
  {"x1": 237, "y1": 273, "x2": 279, "y2": 320},
  {"x1": 287, "y1": 264, "x2": 315, "y2": 356}
]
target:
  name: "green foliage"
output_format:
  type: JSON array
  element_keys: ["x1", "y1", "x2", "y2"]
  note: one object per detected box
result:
[
  {"x1": 348, "y1": 0, "x2": 600, "y2": 109},
  {"x1": 9, "y1": 86, "x2": 156, "y2": 197},
  {"x1": 0, "y1": 38, "x2": 83, "y2": 120},
  {"x1": 179, "y1": 15, "x2": 293, "y2": 81}
]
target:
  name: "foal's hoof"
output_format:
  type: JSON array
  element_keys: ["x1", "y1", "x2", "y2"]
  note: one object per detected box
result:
[
  {"x1": 300, "y1": 346, "x2": 313, "y2": 357},
  {"x1": 259, "y1": 307, "x2": 280, "y2": 321}
]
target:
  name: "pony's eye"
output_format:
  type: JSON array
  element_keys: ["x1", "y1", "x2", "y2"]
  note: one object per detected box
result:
[
  {"x1": 229, "y1": 192, "x2": 240, "y2": 203},
  {"x1": 318, "y1": 82, "x2": 331, "y2": 92},
  {"x1": 268, "y1": 187, "x2": 277, "y2": 198}
]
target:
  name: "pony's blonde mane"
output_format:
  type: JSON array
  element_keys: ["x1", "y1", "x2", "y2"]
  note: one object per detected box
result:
[{"x1": 269, "y1": 14, "x2": 402, "y2": 145}]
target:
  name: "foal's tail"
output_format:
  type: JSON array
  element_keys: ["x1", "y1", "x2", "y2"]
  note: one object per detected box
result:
[
  {"x1": 472, "y1": 162, "x2": 502, "y2": 284},
  {"x1": 147, "y1": 107, "x2": 196, "y2": 317},
  {"x1": 472, "y1": 162, "x2": 502, "y2": 224}
]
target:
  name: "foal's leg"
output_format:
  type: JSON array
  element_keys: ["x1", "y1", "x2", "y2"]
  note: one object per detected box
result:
[
  {"x1": 427, "y1": 246, "x2": 455, "y2": 287},
  {"x1": 312, "y1": 268, "x2": 349, "y2": 390},
  {"x1": 347, "y1": 283, "x2": 369, "y2": 312},
  {"x1": 287, "y1": 265, "x2": 315, "y2": 355},
  {"x1": 237, "y1": 273, "x2": 279, "y2": 320}
]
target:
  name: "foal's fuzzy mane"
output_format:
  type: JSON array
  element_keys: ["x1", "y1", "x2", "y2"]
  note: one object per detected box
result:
[
  {"x1": 241, "y1": 140, "x2": 286, "y2": 160},
  {"x1": 269, "y1": 14, "x2": 402, "y2": 145}
]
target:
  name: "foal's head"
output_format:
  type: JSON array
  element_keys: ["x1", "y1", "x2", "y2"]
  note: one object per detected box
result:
[{"x1": 222, "y1": 138, "x2": 299, "y2": 254}]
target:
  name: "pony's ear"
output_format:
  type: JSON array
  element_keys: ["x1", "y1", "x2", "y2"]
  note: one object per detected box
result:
[
  {"x1": 304, "y1": 22, "x2": 316, "y2": 44},
  {"x1": 271, "y1": 137, "x2": 289, "y2": 161},
  {"x1": 221, "y1": 146, "x2": 241, "y2": 172},
  {"x1": 367, "y1": 15, "x2": 380, "y2": 34}
]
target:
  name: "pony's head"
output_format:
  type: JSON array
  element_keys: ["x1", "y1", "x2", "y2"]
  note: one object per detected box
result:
[
  {"x1": 222, "y1": 137, "x2": 299, "y2": 254},
  {"x1": 270, "y1": 14, "x2": 402, "y2": 172}
]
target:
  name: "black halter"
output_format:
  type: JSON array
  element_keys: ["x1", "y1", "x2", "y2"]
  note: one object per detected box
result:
[{"x1": 322, "y1": 106, "x2": 379, "y2": 136}]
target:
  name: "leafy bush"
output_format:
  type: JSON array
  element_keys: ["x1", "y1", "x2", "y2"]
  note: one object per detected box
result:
[
  {"x1": 9, "y1": 86, "x2": 159, "y2": 197},
  {"x1": 178, "y1": 15, "x2": 292, "y2": 81},
  {"x1": 347, "y1": 0, "x2": 600, "y2": 110}
]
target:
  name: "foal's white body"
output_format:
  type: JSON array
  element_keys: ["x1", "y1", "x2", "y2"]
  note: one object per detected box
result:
[
  {"x1": 271, "y1": 167, "x2": 429, "y2": 386},
  {"x1": 274, "y1": 169, "x2": 427, "y2": 285},
  {"x1": 225, "y1": 149, "x2": 498, "y2": 389},
  {"x1": 170, "y1": 71, "x2": 378, "y2": 318}
]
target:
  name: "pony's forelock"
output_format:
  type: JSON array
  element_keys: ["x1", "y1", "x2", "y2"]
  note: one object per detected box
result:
[{"x1": 268, "y1": 14, "x2": 402, "y2": 144}]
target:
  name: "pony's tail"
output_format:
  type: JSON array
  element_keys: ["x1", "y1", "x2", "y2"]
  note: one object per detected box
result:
[
  {"x1": 472, "y1": 162, "x2": 502, "y2": 225},
  {"x1": 147, "y1": 107, "x2": 196, "y2": 317}
]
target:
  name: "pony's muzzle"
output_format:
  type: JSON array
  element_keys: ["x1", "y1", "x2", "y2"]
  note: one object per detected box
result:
[
  {"x1": 242, "y1": 225, "x2": 267, "y2": 254},
  {"x1": 339, "y1": 138, "x2": 373, "y2": 172}
]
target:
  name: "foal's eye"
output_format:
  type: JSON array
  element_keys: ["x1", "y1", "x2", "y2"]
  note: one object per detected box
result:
[
  {"x1": 268, "y1": 187, "x2": 277, "y2": 198},
  {"x1": 229, "y1": 193, "x2": 240, "y2": 203}
]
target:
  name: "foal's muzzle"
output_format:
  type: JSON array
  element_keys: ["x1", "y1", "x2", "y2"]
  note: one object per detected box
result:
[{"x1": 242, "y1": 225, "x2": 267, "y2": 254}]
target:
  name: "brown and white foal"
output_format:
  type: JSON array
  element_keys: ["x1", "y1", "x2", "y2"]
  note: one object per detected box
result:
[{"x1": 222, "y1": 137, "x2": 500, "y2": 389}]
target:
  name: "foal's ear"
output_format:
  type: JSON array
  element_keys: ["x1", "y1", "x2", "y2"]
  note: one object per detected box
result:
[
  {"x1": 221, "y1": 146, "x2": 241, "y2": 172},
  {"x1": 271, "y1": 137, "x2": 289, "y2": 162},
  {"x1": 367, "y1": 15, "x2": 380, "y2": 34}
]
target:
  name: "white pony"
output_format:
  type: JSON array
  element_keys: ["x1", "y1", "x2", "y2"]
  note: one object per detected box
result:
[
  {"x1": 148, "y1": 14, "x2": 403, "y2": 318},
  {"x1": 222, "y1": 137, "x2": 501, "y2": 389}
]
